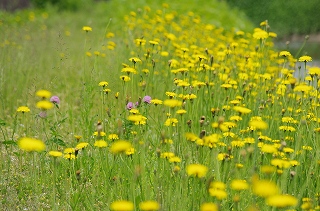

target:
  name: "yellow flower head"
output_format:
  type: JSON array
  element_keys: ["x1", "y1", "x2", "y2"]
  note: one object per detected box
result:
[
  {"x1": 48, "y1": 151, "x2": 62, "y2": 157},
  {"x1": 94, "y1": 140, "x2": 108, "y2": 148},
  {"x1": 252, "y1": 179, "x2": 279, "y2": 198},
  {"x1": 36, "y1": 90, "x2": 51, "y2": 99},
  {"x1": 18, "y1": 137, "x2": 46, "y2": 152},
  {"x1": 186, "y1": 164, "x2": 208, "y2": 178},
  {"x1": 230, "y1": 179, "x2": 249, "y2": 190},
  {"x1": 17, "y1": 106, "x2": 30, "y2": 113},
  {"x1": 266, "y1": 194, "x2": 298, "y2": 208},
  {"x1": 120, "y1": 75, "x2": 131, "y2": 82},
  {"x1": 36, "y1": 100, "x2": 54, "y2": 110},
  {"x1": 200, "y1": 202, "x2": 218, "y2": 211},
  {"x1": 110, "y1": 140, "x2": 132, "y2": 154},
  {"x1": 298, "y1": 55, "x2": 312, "y2": 62},
  {"x1": 76, "y1": 142, "x2": 89, "y2": 150},
  {"x1": 110, "y1": 200, "x2": 134, "y2": 211},
  {"x1": 163, "y1": 99, "x2": 182, "y2": 108},
  {"x1": 99, "y1": 81, "x2": 109, "y2": 87},
  {"x1": 139, "y1": 200, "x2": 160, "y2": 211},
  {"x1": 82, "y1": 26, "x2": 92, "y2": 32}
]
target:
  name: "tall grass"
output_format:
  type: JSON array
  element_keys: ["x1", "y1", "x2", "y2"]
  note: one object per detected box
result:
[{"x1": 0, "y1": 1, "x2": 319, "y2": 210}]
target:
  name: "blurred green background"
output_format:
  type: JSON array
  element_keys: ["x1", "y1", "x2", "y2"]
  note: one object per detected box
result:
[{"x1": 1, "y1": 0, "x2": 320, "y2": 60}]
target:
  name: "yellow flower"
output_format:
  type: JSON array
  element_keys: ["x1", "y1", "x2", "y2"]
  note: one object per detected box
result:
[
  {"x1": 163, "y1": 99, "x2": 182, "y2": 107},
  {"x1": 200, "y1": 202, "x2": 218, "y2": 211},
  {"x1": 17, "y1": 106, "x2": 30, "y2": 113},
  {"x1": 279, "y1": 51, "x2": 291, "y2": 57},
  {"x1": 125, "y1": 147, "x2": 135, "y2": 156},
  {"x1": 233, "y1": 106, "x2": 251, "y2": 114},
  {"x1": 230, "y1": 179, "x2": 249, "y2": 190},
  {"x1": 139, "y1": 200, "x2": 160, "y2": 211},
  {"x1": 176, "y1": 109, "x2": 187, "y2": 115},
  {"x1": 253, "y1": 28, "x2": 268, "y2": 39},
  {"x1": 110, "y1": 140, "x2": 132, "y2": 154},
  {"x1": 298, "y1": 55, "x2": 312, "y2": 62},
  {"x1": 120, "y1": 75, "x2": 131, "y2": 82},
  {"x1": 261, "y1": 144, "x2": 278, "y2": 154},
  {"x1": 150, "y1": 99, "x2": 163, "y2": 105},
  {"x1": 121, "y1": 67, "x2": 137, "y2": 74},
  {"x1": 209, "y1": 181, "x2": 227, "y2": 200},
  {"x1": 18, "y1": 137, "x2": 46, "y2": 152},
  {"x1": 94, "y1": 140, "x2": 108, "y2": 148},
  {"x1": 129, "y1": 57, "x2": 142, "y2": 63},
  {"x1": 48, "y1": 151, "x2": 62, "y2": 157},
  {"x1": 252, "y1": 179, "x2": 279, "y2": 198},
  {"x1": 266, "y1": 194, "x2": 298, "y2": 208},
  {"x1": 64, "y1": 148, "x2": 75, "y2": 154},
  {"x1": 186, "y1": 164, "x2": 208, "y2": 178},
  {"x1": 36, "y1": 89, "x2": 51, "y2": 99},
  {"x1": 99, "y1": 81, "x2": 109, "y2": 87},
  {"x1": 108, "y1": 134, "x2": 119, "y2": 140},
  {"x1": 249, "y1": 120, "x2": 268, "y2": 130},
  {"x1": 76, "y1": 142, "x2": 88, "y2": 150},
  {"x1": 82, "y1": 26, "x2": 92, "y2": 32},
  {"x1": 36, "y1": 100, "x2": 54, "y2": 110},
  {"x1": 164, "y1": 118, "x2": 178, "y2": 126},
  {"x1": 110, "y1": 200, "x2": 134, "y2": 211}
]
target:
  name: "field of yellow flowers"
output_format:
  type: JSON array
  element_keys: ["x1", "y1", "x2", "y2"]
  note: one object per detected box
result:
[{"x1": 1, "y1": 2, "x2": 320, "y2": 211}]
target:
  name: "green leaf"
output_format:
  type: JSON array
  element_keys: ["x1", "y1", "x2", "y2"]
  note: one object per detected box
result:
[
  {"x1": 50, "y1": 137, "x2": 66, "y2": 147},
  {"x1": 0, "y1": 118, "x2": 6, "y2": 126},
  {"x1": 3, "y1": 140, "x2": 17, "y2": 145}
]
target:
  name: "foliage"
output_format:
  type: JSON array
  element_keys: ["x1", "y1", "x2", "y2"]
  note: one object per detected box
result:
[
  {"x1": 225, "y1": 0, "x2": 320, "y2": 36},
  {"x1": 1, "y1": 1, "x2": 320, "y2": 210}
]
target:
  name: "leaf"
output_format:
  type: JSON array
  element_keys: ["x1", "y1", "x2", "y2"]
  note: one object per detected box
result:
[
  {"x1": 3, "y1": 140, "x2": 17, "y2": 145},
  {"x1": 0, "y1": 118, "x2": 6, "y2": 126},
  {"x1": 49, "y1": 137, "x2": 66, "y2": 147}
]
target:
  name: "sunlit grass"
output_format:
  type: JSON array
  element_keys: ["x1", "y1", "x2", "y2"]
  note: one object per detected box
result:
[{"x1": 1, "y1": 1, "x2": 320, "y2": 210}]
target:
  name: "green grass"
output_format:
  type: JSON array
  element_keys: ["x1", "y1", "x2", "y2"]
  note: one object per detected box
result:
[{"x1": 1, "y1": 1, "x2": 320, "y2": 210}]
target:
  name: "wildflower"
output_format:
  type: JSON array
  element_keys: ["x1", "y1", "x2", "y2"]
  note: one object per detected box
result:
[
  {"x1": 110, "y1": 200, "x2": 134, "y2": 211},
  {"x1": 253, "y1": 28, "x2": 268, "y2": 40},
  {"x1": 94, "y1": 140, "x2": 108, "y2": 148},
  {"x1": 298, "y1": 55, "x2": 312, "y2": 62},
  {"x1": 110, "y1": 140, "x2": 132, "y2": 154},
  {"x1": 176, "y1": 109, "x2": 187, "y2": 115},
  {"x1": 139, "y1": 200, "x2": 160, "y2": 211},
  {"x1": 200, "y1": 203, "x2": 218, "y2": 211},
  {"x1": 121, "y1": 67, "x2": 137, "y2": 74},
  {"x1": 99, "y1": 81, "x2": 109, "y2": 87},
  {"x1": 17, "y1": 106, "x2": 30, "y2": 113},
  {"x1": 164, "y1": 118, "x2": 178, "y2": 126},
  {"x1": 93, "y1": 131, "x2": 106, "y2": 137},
  {"x1": 169, "y1": 156, "x2": 181, "y2": 163},
  {"x1": 125, "y1": 147, "x2": 135, "y2": 156},
  {"x1": 230, "y1": 179, "x2": 249, "y2": 190},
  {"x1": 129, "y1": 57, "x2": 142, "y2": 63},
  {"x1": 50, "y1": 96, "x2": 60, "y2": 105},
  {"x1": 149, "y1": 40, "x2": 159, "y2": 45},
  {"x1": 186, "y1": 164, "x2": 208, "y2": 178},
  {"x1": 209, "y1": 181, "x2": 227, "y2": 200},
  {"x1": 82, "y1": 26, "x2": 92, "y2": 32},
  {"x1": 249, "y1": 120, "x2": 268, "y2": 130},
  {"x1": 127, "y1": 102, "x2": 135, "y2": 110},
  {"x1": 18, "y1": 137, "x2": 46, "y2": 152},
  {"x1": 36, "y1": 100, "x2": 54, "y2": 110},
  {"x1": 48, "y1": 151, "x2": 62, "y2": 157},
  {"x1": 64, "y1": 153, "x2": 76, "y2": 160},
  {"x1": 143, "y1": 95, "x2": 152, "y2": 104},
  {"x1": 127, "y1": 115, "x2": 147, "y2": 125},
  {"x1": 36, "y1": 89, "x2": 51, "y2": 99},
  {"x1": 261, "y1": 144, "x2": 277, "y2": 154},
  {"x1": 260, "y1": 165, "x2": 276, "y2": 174},
  {"x1": 120, "y1": 75, "x2": 131, "y2": 82},
  {"x1": 233, "y1": 106, "x2": 251, "y2": 114},
  {"x1": 76, "y1": 142, "x2": 88, "y2": 150},
  {"x1": 163, "y1": 99, "x2": 182, "y2": 107},
  {"x1": 64, "y1": 148, "x2": 75, "y2": 154},
  {"x1": 252, "y1": 179, "x2": 279, "y2": 198},
  {"x1": 266, "y1": 194, "x2": 298, "y2": 208},
  {"x1": 108, "y1": 134, "x2": 119, "y2": 140},
  {"x1": 106, "y1": 32, "x2": 114, "y2": 38},
  {"x1": 279, "y1": 51, "x2": 291, "y2": 57},
  {"x1": 150, "y1": 99, "x2": 163, "y2": 105}
]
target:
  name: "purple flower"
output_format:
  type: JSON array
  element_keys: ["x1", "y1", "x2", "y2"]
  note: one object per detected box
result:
[
  {"x1": 143, "y1": 95, "x2": 151, "y2": 104},
  {"x1": 39, "y1": 111, "x2": 47, "y2": 118},
  {"x1": 126, "y1": 102, "x2": 134, "y2": 110},
  {"x1": 50, "y1": 96, "x2": 60, "y2": 104}
]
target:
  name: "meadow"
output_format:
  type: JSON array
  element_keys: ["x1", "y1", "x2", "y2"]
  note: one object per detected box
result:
[{"x1": 0, "y1": 1, "x2": 319, "y2": 210}]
